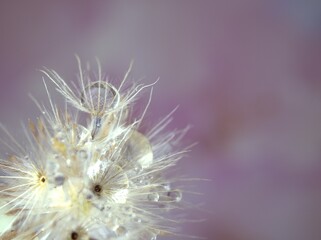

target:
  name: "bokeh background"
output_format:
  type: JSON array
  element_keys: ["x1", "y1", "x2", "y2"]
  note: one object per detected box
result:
[{"x1": 0, "y1": 1, "x2": 321, "y2": 239}]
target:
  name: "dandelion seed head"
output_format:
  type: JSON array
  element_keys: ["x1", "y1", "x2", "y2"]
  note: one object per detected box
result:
[{"x1": 0, "y1": 58, "x2": 189, "y2": 240}]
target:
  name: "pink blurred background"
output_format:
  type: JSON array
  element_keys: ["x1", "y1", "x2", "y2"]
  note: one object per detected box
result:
[{"x1": 1, "y1": 1, "x2": 321, "y2": 239}]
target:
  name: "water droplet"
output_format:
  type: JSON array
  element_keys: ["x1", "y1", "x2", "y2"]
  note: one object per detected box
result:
[
  {"x1": 161, "y1": 183, "x2": 171, "y2": 191},
  {"x1": 80, "y1": 81, "x2": 119, "y2": 115},
  {"x1": 91, "y1": 117, "x2": 103, "y2": 140},
  {"x1": 48, "y1": 160, "x2": 59, "y2": 171},
  {"x1": 66, "y1": 159, "x2": 71, "y2": 166},
  {"x1": 134, "y1": 163, "x2": 143, "y2": 173},
  {"x1": 135, "y1": 177, "x2": 150, "y2": 186},
  {"x1": 150, "y1": 233, "x2": 157, "y2": 240},
  {"x1": 54, "y1": 174, "x2": 65, "y2": 186},
  {"x1": 116, "y1": 226, "x2": 127, "y2": 236},
  {"x1": 55, "y1": 131, "x2": 65, "y2": 141},
  {"x1": 167, "y1": 190, "x2": 182, "y2": 202},
  {"x1": 122, "y1": 130, "x2": 153, "y2": 168},
  {"x1": 83, "y1": 189, "x2": 94, "y2": 200},
  {"x1": 77, "y1": 150, "x2": 88, "y2": 161},
  {"x1": 147, "y1": 192, "x2": 160, "y2": 202}
]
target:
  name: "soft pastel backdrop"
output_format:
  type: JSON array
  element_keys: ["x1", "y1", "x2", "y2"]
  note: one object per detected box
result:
[{"x1": 0, "y1": 1, "x2": 321, "y2": 240}]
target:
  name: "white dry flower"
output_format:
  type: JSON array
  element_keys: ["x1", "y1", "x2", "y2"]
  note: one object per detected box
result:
[{"x1": 0, "y1": 57, "x2": 190, "y2": 240}]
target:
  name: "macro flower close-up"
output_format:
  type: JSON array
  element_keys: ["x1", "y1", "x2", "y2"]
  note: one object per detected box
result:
[
  {"x1": 0, "y1": 58, "x2": 189, "y2": 239},
  {"x1": 1, "y1": 1, "x2": 321, "y2": 240}
]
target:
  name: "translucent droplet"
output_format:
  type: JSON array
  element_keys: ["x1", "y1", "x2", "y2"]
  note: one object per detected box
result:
[
  {"x1": 48, "y1": 160, "x2": 59, "y2": 171},
  {"x1": 134, "y1": 163, "x2": 143, "y2": 173},
  {"x1": 54, "y1": 174, "x2": 65, "y2": 186},
  {"x1": 161, "y1": 183, "x2": 171, "y2": 191},
  {"x1": 55, "y1": 131, "x2": 66, "y2": 142},
  {"x1": 66, "y1": 158, "x2": 71, "y2": 167},
  {"x1": 167, "y1": 190, "x2": 182, "y2": 202},
  {"x1": 80, "y1": 81, "x2": 119, "y2": 115},
  {"x1": 90, "y1": 117, "x2": 103, "y2": 140},
  {"x1": 150, "y1": 233, "x2": 157, "y2": 240},
  {"x1": 156, "y1": 183, "x2": 171, "y2": 196},
  {"x1": 116, "y1": 226, "x2": 127, "y2": 236},
  {"x1": 77, "y1": 149, "x2": 88, "y2": 161},
  {"x1": 123, "y1": 130, "x2": 153, "y2": 168},
  {"x1": 81, "y1": 187, "x2": 93, "y2": 200},
  {"x1": 147, "y1": 192, "x2": 160, "y2": 202},
  {"x1": 134, "y1": 177, "x2": 150, "y2": 186}
]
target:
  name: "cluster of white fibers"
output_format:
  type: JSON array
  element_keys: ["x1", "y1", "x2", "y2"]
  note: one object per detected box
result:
[{"x1": 0, "y1": 57, "x2": 190, "y2": 240}]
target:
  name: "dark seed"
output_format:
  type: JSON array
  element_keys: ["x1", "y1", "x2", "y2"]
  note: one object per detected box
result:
[
  {"x1": 71, "y1": 231, "x2": 78, "y2": 240},
  {"x1": 94, "y1": 184, "x2": 102, "y2": 193}
]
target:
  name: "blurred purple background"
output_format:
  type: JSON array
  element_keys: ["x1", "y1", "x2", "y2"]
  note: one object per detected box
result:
[{"x1": 1, "y1": 1, "x2": 321, "y2": 239}]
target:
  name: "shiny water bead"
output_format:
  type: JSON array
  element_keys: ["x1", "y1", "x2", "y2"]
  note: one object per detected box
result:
[
  {"x1": 55, "y1": 130, "x2": 67, "y2": 142},
  {"x1": 90, "y1": 117, "x2": 104, "y2": 140},
  {"x1": 54, "y1": 174, "x2": 65, "y2": 186},
  {"x1": 150, "y1": 233, "x2": 157, "y2": 240},
  {"x1": 160, "y1": 183, "x2": 171, "y2": 192},
  {"x1": 80, "y1": 81, "x2": 119, "y2": 116},
  {"x1": 83, "y1": 188, "x2": 94, "y2": 200},
  {"x1": 133, "y1": 176, "x2": 151, "y2": 186},
  {"x1": 90, "y1": 112, "x2": 118, "y2": 140},
  {"x1": 48, "y1": 159, "x2": 59, "y2": 172},
  {"x1": 140, "y1": 232, "x2": 158, "y2": 240},
  {"x1": 133, "y1": 163, "x2": 143, "y2": 173},
  {"x1": 88, "y1": 225, "x2": 117, "y2": 239},
  {"x1": 122, "y1": 130, "x2": 153, "y2": 169},
  {"x1": 77, "y1": 149, "x2": 88, "y2": 161},
  {"x1": 116, "y1": 226, "x2": 127, "y2": 236},
  {"x1": 147, "y1": 192, "x2": 160, "y2": 202},
  {"x1": 127, "y1": 163, "x2": 143, "y2": 179},
  {"x1": 167, "y1": 189, "x2": 182, "y2": 202}
]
